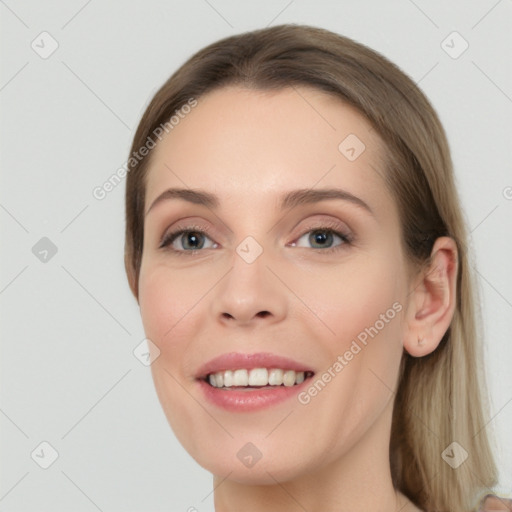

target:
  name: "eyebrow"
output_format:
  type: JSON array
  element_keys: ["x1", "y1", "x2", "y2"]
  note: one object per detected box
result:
[{"x1": 145, "y1": 187, "x2": 374, "y2": 217}]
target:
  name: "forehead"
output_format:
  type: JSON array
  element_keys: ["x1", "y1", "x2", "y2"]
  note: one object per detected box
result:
[{"x1": 144, "y1": 85, "x2": 391, "y2": 215}]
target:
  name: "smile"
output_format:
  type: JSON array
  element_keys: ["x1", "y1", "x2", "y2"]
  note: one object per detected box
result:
[
  {"x1": 195, "y1": 351, "x2": 316, "y2": 411},
  {"x1": 205, "y1": 368, "x2": 315, "y2": 388}
]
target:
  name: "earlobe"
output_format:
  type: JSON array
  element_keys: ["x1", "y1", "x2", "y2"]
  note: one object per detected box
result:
[{"x1": 403, "y1": 236, "x2": 458, "y2": 358}]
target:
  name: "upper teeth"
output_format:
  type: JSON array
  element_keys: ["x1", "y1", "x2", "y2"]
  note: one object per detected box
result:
[{"x1": 207, "y1": 368, "x2": 309, "y2": 388}]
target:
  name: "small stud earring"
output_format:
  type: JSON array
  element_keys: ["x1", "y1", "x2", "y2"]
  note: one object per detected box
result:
[{"x1": 418, "y1": 336, "x2": 425, "y2": 346}]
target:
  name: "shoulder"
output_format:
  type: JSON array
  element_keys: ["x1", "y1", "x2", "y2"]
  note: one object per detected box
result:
[{"x1": 478, "y1": 494, "x2": 512, "y2": 511}]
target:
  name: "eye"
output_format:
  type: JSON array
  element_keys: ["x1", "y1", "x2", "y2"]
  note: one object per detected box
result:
[
  {"x1": 291, "y1": 227, "x2": 351, "y2": 253},
  {"x1": 159, "y1": 225, "x2": 217, "y2": 255},
  {"x1": 158, "y1": 222, "x2": 352, "y2": 256}
]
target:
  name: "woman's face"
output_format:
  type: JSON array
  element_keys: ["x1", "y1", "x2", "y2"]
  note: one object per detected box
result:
[{"x1": 138, "y1": 85, "x2": 412, "y2": 483}]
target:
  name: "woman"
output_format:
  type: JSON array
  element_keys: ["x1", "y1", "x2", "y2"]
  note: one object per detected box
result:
[{"x1": 124, "y1": 24, "x2": 504, "y2": 511}]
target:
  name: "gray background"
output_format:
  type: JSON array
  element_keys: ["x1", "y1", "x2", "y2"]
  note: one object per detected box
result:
[{"x1": 1, "y1": 0, "x2": 511, "y2": 510}]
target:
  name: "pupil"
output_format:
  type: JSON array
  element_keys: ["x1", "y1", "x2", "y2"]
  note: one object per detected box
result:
[
  {"x1": 185, "y1": 232, "x2": 203, "y2": 249},
  {"x1": 311, "y1": 230, "x2": 332, "y2": 248}
]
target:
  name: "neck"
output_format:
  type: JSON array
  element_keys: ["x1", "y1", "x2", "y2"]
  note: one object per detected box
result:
[{"x1": 213, "y1": 400, "x2": 411, "y2": 512}]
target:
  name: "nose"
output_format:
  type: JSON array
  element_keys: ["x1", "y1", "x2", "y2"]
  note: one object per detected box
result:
[{"x1": 210, "y1": 248, "x2": 287, "y2": 328}]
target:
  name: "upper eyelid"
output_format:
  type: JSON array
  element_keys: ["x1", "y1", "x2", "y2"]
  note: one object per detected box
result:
[{"x1": 160, "y1": 213, "x2": 351, "y2": 238}]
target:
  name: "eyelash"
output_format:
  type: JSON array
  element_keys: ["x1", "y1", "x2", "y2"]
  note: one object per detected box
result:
[{"x1": 158, "y1": 220, "x2": 353, "y2": 257}]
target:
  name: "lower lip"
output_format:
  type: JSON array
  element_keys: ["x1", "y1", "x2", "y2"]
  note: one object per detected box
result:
[{"x1": 197, "y1": 377, "x2": 314, "y2": 412}]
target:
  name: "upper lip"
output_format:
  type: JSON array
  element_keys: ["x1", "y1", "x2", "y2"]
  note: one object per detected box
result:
[{"x1": 195, "y1": 352, "x2": 315, "y2": 379}]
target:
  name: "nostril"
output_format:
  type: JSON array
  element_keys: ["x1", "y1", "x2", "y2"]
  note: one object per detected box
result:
[{"x1": 221, "y1": 311, "x2": 270, "y2": 321}]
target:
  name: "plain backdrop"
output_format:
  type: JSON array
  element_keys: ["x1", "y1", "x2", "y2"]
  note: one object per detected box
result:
[{"x1": 1, "y1": 1, "x2": 511, "y2": 510}]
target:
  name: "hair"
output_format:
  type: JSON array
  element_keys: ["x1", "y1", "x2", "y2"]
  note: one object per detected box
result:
[{"x1": 124, "y1": 24, "x2": 498, "y2": 511}]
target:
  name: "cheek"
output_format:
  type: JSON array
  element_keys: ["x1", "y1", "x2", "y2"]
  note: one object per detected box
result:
[
  {"x1": 303, "y1": 252, "x2": 405, "y2": 406},
  {"x1": 138, "y1": 264, "x2": 208, "y2": 443},
  {"x1": 138, "y1": 263, "x2": 202, "y2": 356},
  {"x1": 304, "y1": 254, "x2": 404, "y2": 343},
  {"x1": 292, "y1": 256, "x2": 405, "y2": 453},
  {"x1": 139, "y1": 269, "x2": 172, "y2": 343}
]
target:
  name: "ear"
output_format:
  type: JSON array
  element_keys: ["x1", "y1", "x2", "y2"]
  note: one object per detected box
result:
[{"x1": 403, "y1": 236, "x2": 458, "y2": 357}]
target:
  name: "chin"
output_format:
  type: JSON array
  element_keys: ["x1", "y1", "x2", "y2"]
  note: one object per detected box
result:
[{"x1": 188, "y1": 441, "x2": 315, "y2": 485}]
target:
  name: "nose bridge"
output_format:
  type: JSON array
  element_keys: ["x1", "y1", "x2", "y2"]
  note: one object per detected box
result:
[{"x1": 211, "y1": 233, "x2": 286, "y2": 325}]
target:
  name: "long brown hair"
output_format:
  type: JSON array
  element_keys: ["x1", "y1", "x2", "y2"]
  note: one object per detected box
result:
[{"x1": 124, "y1": 24, "x2": 498, "y2": 511}]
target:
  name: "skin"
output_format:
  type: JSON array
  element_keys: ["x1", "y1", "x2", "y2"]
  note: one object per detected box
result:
[
  {"x1": 480, "y1": 496, "x2": 512, "y2": 511},
  {"x1": 136, "y1": 85, "x2": 458, "y2": 512}
]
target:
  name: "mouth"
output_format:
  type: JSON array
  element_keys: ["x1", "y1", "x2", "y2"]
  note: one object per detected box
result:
[
  {"x1": 200, "y1": 368, "x2": 316, "y2": 390},
  {"x1": 194, "y1": 352, "x2": 316, "y2": 410}
]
